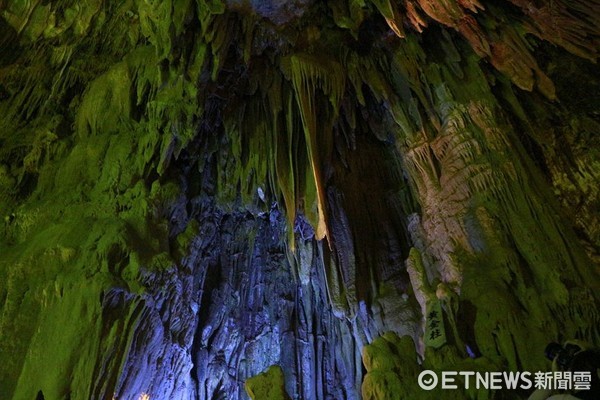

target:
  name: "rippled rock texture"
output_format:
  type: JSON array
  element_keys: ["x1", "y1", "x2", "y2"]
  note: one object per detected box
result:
[{"x1": 1, "y1": 0, "x2": 599, "y2": 399}]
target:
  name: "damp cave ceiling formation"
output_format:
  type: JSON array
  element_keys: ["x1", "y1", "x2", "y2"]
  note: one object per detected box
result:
[{"x1": 0, "y1": 0, "x2": 599, "y2": 399}]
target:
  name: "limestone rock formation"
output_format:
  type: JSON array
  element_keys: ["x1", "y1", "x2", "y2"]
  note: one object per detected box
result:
[{"x1": 0, "y1": 0, "x2": 599, "y2": 399}]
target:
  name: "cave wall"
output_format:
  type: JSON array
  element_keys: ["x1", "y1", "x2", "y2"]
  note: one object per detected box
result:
[{"x1": 1, "y1": 0, "x2": 599, "y2": 399}]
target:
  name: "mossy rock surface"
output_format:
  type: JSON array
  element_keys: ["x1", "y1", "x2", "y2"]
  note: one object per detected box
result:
[{"x1": 245, "y1": 365, "x2": 291, "y2": 400}]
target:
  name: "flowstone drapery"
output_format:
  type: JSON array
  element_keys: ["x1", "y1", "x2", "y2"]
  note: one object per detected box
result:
[{"x1": 1, "y1": 0, "x2": 599, "y2": 399}]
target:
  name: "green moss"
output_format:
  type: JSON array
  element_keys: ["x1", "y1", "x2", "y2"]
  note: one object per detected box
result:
[
  {"x1": 329, "y1": 0, "x2": 365, "y2": 34},
  {"x1": 245, "y1": 365, "x2": 291, "y2": 400},
  {"x1": 361, "y1": 333, "x2": 421, "y2": 400}
]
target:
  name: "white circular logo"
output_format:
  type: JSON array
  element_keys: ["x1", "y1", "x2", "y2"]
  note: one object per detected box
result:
[{"x1": 418, "y1": 370, "x2": 438, "y2": 390}]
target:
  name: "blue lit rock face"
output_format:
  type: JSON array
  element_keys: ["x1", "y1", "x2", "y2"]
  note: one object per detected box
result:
[
  {"x1": 175, "y1": 198, "x2": 361, "y2": 399},
  {"x1": 225, "y1": 0, "x2": 313, "y2": 25},
  {"x1": 33, "y1": 199, "x2": 369, "y2": 400},
  {"x1": 94, "y1": 276, "x2": 197, "y2": 399},
  {"x1": 87, "y1": 183, "x2": 417, "y2": 399}
]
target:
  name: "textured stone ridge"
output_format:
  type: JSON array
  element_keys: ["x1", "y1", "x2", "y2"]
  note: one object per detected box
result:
[{"x1": 1, "y1": 0, "x2": 599, "y2": 399}]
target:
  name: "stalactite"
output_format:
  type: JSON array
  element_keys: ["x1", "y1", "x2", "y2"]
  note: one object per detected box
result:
[{"x1": 283, "y1": 53, "x2": 346, "y2": 241}]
